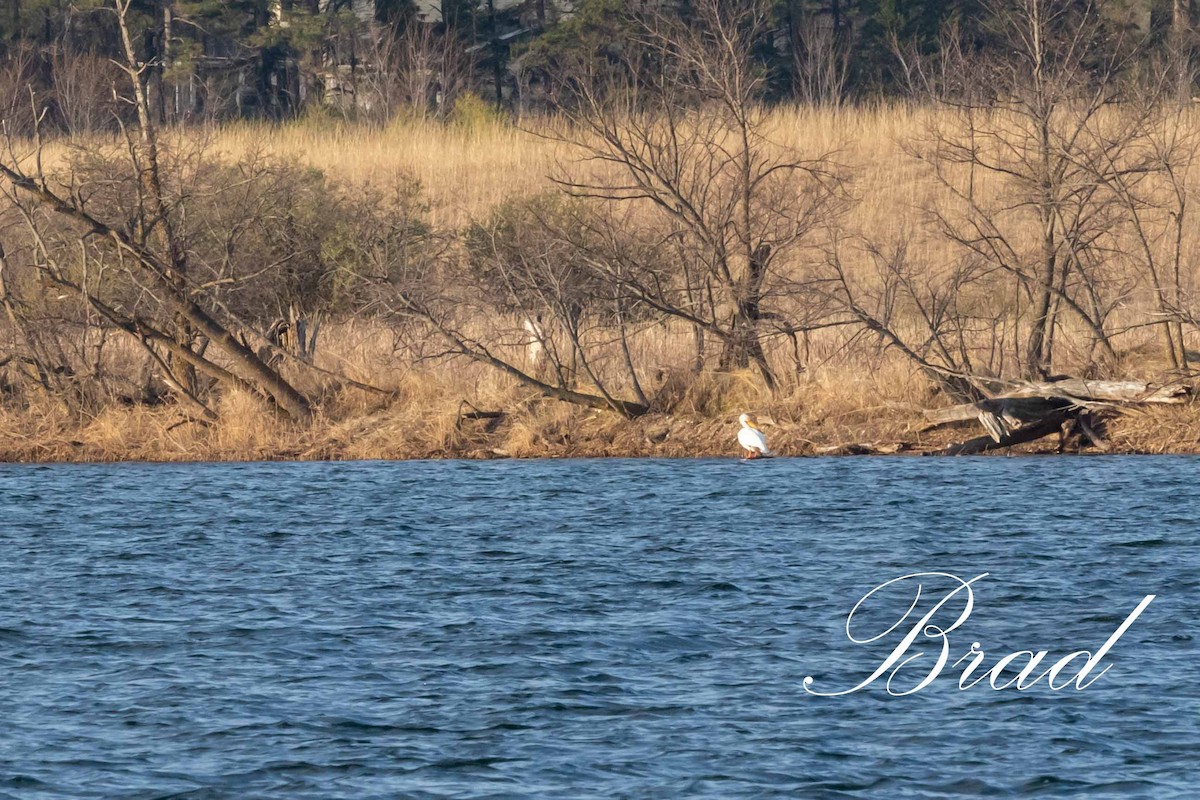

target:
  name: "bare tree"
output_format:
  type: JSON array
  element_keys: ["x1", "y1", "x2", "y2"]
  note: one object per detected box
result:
[
  {"x1": 904, "y1": 0, "x2": 1157, "y2": 380},
  {"x1": 818, "y1": 231, "x2": 1010, "y2": 401},
  {"x1": 0, "y1": 240, "x2": 70, "y2": 397},
  {"x1": 791, "y1": 12, "x2": 852, "y2": 107},
  {"x1": 51, "y1": 44, "x2": 121, "y2": 136},
  {"x1": 384, "y1": 275, "x2": 652, "y2": 418},
  {"x1": 362, "y1": 22, "x2": 474, "y2": 123},
  {"x1": 1081, "y1": 96, "x2": 1197, "y2": 372},
  {"x1": 545, "y1": 0, "x2": 845, "y2": 392},
  {"x1": 0, "y1": 0, "x2": 312, "y2": 421},
  {"x1": 466, "y1": 194, "x2": 652, "y2": 409},
  {"x1": 0, "y1": 43, "x2": 43, "y2": 138}
]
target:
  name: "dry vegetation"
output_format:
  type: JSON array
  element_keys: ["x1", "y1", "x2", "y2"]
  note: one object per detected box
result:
[
  {"x1": 1, "y1": 105, "x2": 1197, "y2": 463},
  {"x1": 1, "y1": 0, "x2": 1197, "y2": 462}
]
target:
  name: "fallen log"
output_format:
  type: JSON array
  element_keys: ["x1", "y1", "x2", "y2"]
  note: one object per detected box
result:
[
  {"x1": 927, "y1": 378, "x2": 1192, "y2": 453},
  {"x1": 455, "y1": 400, "x2": 506, "y2": 434},
  {"x1": 1075, "y1": 413, "x2": 1111, "y2": 453},
  {"x1": 1001, "y1": 379, "x2": 1192, "y2": 404},
  {"x1": 938, "y1": 410, "x2": 1074, "y2": 455},
  {"x1": 817, "y1": 441, "x2": 912, "y2": 455},
  {"x1": 924, "y1": 396, "x2": 1073, "y2": 441},
  {"x1": 927, "y1": 380, "x2": 1191, "y2": 425}
]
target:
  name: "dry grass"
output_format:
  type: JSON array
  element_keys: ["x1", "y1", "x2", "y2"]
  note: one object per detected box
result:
[
  {"x1": 3, "y1": 105, "x2": 1198, "y2": 461},
  {"x1": 208, "y1": 117, "x2": 556, "y2": 228},
  {"x1": 5, "y1": 317, "x2": 1191, "y2": 461},
  {"x1": 204, "y1": 105, "x2": 947, "y2": 232}
]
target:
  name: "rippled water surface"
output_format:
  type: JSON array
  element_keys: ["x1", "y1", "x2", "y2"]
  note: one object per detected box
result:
[{"x1": 1, "y1": 457, "x2": 1198, "y2": 798}]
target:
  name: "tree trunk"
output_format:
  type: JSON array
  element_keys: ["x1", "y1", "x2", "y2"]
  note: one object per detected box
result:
[
  {"x1": 166, "y1": 290, "x2": 311, "y2": 420},
  {"x1": 719, "y1": 245, "x2": 775, "y2": 390},
  {"x1": 118, "y1": 0, "x2": 198, "y2": 395},
  {"x1": 1172, "y1": 0, "x2": 1193, "y2": 100},
  {"x1": 488, "y1": 0, "x2": 503, "y2": 108},
  {"x1": 1026, "y1": 212, "x2": 1056, "y2": 379},
  {"x1": 616, "y1": 299, "x2": 648, "y2": 408},
  {"x1": 940, "y1": 410, "x2": 1072, "y2": 455}
]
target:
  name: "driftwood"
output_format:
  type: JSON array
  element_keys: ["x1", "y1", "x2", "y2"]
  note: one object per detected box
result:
[
  {"x1": 937, "y1": 410, "x2": 1073, "y2": 455},
  {"x1": 925, "y1": 378, "x2": 1193, "y2": 454},
  {"x1": 816, "y1": 441, "x2": 912, "y2": 455},
  {"x1": 456, "y1": 400, "x2": 506, "y2": 433}
]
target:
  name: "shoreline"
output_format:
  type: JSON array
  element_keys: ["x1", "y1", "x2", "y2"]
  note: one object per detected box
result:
[
  {"x1": 3, "y1": 111, "x2": 1198, "y2": 466},
  {"x1": 4, "y1": 452, "x2": 1200, "y2": 466},
  {"x1": 3, "y1": 402, "x2": 1197, "y2": 464}
]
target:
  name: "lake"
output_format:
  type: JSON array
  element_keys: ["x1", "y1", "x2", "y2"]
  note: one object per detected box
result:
[{"x1": 0, "y1": 457, "x2": 1197, "y2": 798}]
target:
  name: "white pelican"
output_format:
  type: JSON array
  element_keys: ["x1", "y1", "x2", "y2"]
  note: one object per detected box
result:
[{"x1": 737, "y1": 413, "x2": 770, "y2": 459}]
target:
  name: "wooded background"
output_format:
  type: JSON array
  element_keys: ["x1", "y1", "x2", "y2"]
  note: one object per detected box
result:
[{"x1": 0, "y1": 0, "x2": 1193, "y2": 127}]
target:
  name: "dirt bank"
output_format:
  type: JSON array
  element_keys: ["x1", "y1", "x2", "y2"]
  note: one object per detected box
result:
[{"x1": 2, "y1": 392, "x2": 1197, "y2": 463}]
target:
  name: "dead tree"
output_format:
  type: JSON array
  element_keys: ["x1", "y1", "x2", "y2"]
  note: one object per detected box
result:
[
  {"x1": 1092, "y1": 98, "x2": 1197, "y2": 372},
  {"x1": 0, "y1": 242, "x2": 60, "y2": 394},
  {"x1": 544, "y1": 0, "x2": 845, "y2": 393},
  {"x1": 391, "y1": 289, "x2": 650, "y2": 418},
  {"x1": 362, "y1": 22, "x2": 475, "y2": 123},
  {"x1": 925, "y1": 378, "x2": 1193, "y2": 453},
  {"x1": 907, "y1": 0, "x2": 1150, "y2": 380},
  {"x1": 0, "y1": 0, "x2": 311, "y2": 421},
  {"x1": 818, "y1": 236, "x2": 993, "y2": 401},
  {"x1": 464, "y1": 193, "x2": 654, "y2": 410}
]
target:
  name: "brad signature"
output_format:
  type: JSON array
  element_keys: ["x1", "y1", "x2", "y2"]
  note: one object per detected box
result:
[{"x1": 803, "y1": 572, "x2": 1155, "y2": 696}]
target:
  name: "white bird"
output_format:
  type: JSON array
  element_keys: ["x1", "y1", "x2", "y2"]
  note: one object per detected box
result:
[{"x1": 737, "y1": 413, "x2": 770, "y2": 459}]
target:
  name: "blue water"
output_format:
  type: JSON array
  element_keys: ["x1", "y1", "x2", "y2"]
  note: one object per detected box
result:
[{"x1": 0, "y1": 457, "x2": 1197, "y2": 798}]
